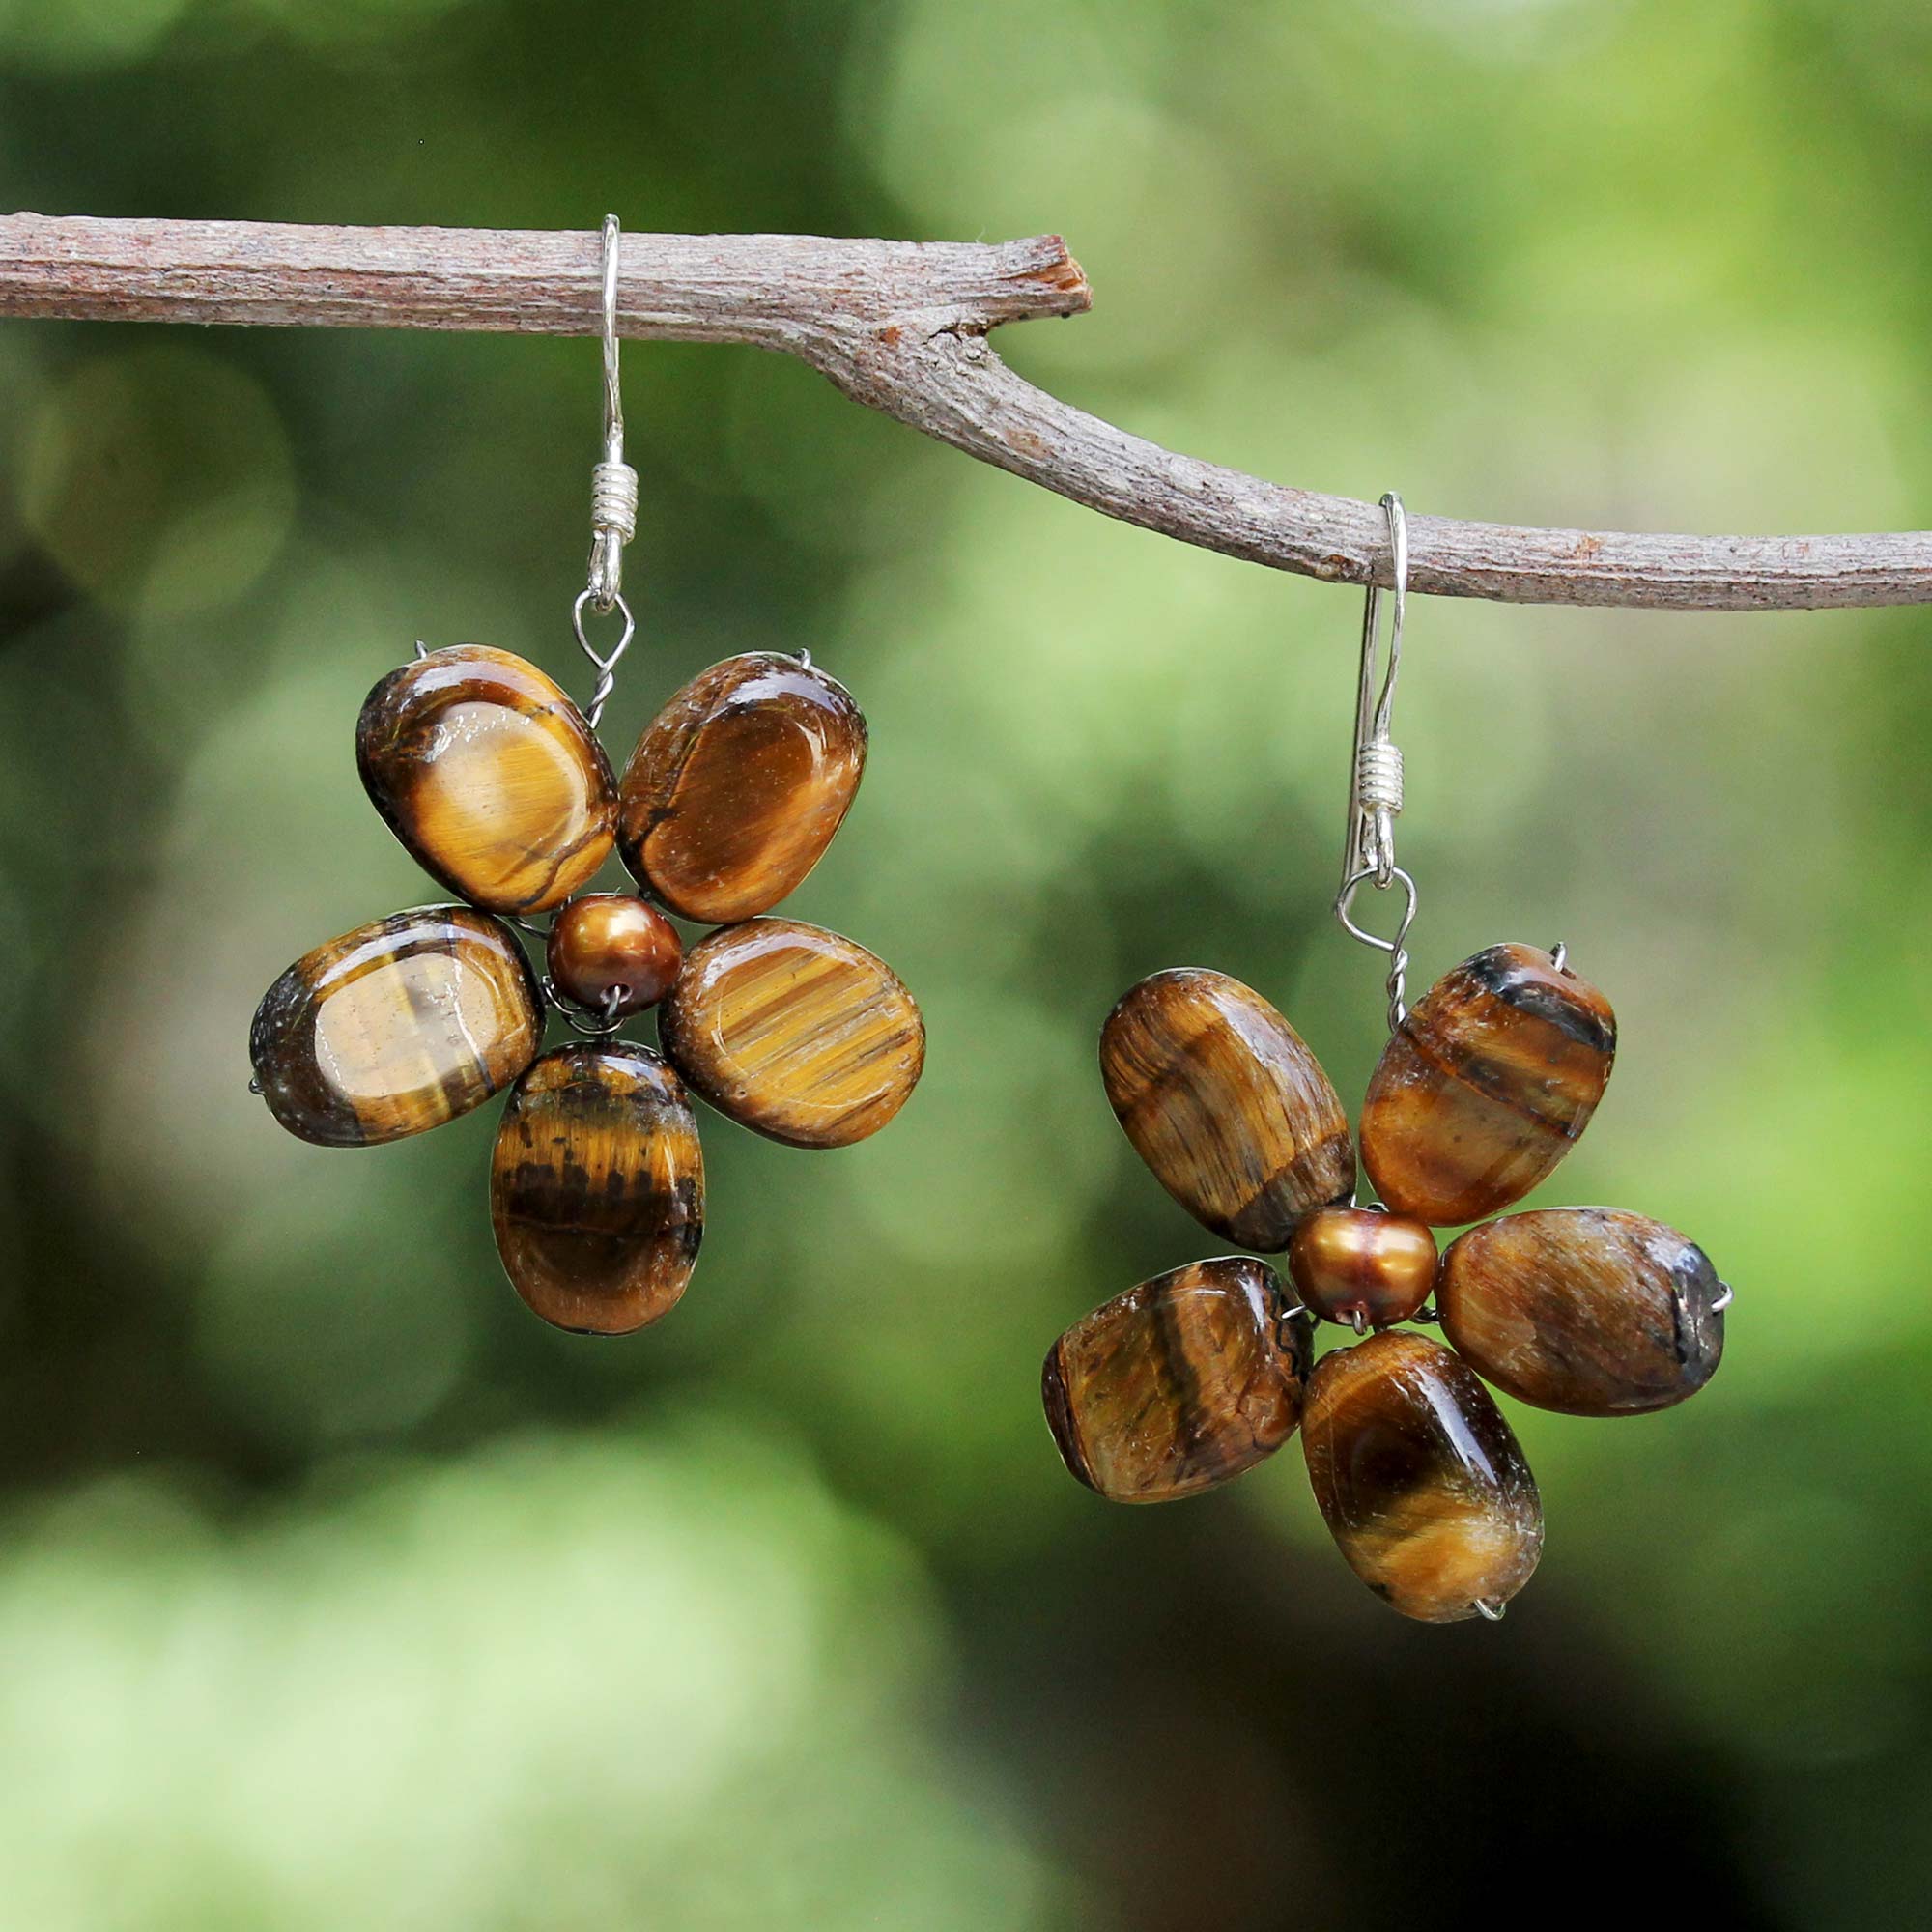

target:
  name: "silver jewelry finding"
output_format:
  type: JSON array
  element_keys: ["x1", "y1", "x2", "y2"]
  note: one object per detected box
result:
[
  {"x1": 1334, "y1": 492, "x2": 1417, "y2": 1030},
  {"x1": 577, "y1": 213, "x2": 639, "y2": 728}
]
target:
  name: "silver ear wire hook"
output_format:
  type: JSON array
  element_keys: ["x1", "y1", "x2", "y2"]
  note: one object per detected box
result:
[
  {"x1": 1335, "y1": 492, "x2": 1418, "y2": 1031},
  {"x1": 575, "y1": 213, "x2": 639, "y2": 728}
]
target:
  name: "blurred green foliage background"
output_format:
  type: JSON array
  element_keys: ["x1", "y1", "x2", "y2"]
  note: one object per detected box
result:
[{"x1": 3, "y1": 1, "x2": 1931, "y2": 1925}]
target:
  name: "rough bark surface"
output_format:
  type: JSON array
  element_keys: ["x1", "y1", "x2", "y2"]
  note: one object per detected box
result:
[{"x1": 4, "y1": 212, "x2": 1926, "y2": 611}]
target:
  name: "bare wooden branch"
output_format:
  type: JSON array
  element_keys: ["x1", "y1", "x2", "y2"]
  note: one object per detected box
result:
[{"x1": 3, "y1": 211, "x2": 1926, "y2": 611}]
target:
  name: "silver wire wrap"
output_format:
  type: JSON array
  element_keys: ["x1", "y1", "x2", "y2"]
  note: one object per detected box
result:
[
  {"x1": 1335, "y1": 492, "x2": 1417, "y2": 1031},
  {"x1": 575, "y1": 213, "x2": 638, "y2": 730}
]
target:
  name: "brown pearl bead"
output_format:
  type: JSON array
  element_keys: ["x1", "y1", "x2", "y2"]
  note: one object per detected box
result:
[
  {"x1": 491, "y1": 1042, "x2": 704, "y2": 1336},
  {"x1": 1302, "y1": 1330, "x2": 1543, "y2": 1623},
  {"x1": 1439, "y1": 1208, "x2": 1726, "y2": 1416},
  {"x1": 356, "y1": 645, "x2": 616, "y2": 915},
  {"x1": 617, "y1": 652, "x2": 867, "y2": 924},
  {"x1": 249, "y1": 906, "x2": 543, "y2": 1147},
  {"x1": 1288, "y1": 1206, "x2": 1438, "y2": 1331},
  {"x1": 1359, "y1": 943, "x2": 1616, "y2": 1227},
  {"x1": 1043, "y1": 1257, "x2": 1310, "y2": 1503},
  {"x1": 546, "y1": 894, "x2": 683, "y2": 1018},
  {"x1": 1099, "y1": 969, "x2": 1354, "y2": 1252},
  {"x1": 659, "y1": 918, "x2": 923, "y2": 1148}
]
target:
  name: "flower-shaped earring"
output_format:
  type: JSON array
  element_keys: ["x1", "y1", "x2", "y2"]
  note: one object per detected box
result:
[
  {"x1": 1040, "y1": 496, "x2": 1730, "y2": 1623},
  {"x1": 248, "y1": 217, "x2": 923, "y2": 1337}
]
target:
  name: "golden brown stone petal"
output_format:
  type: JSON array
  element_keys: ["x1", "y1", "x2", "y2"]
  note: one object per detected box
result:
[
  {"x1": 249, "y1": 905, "x2": 543, "y2": 1147},
  {"x1": 617, "y1": 652, "x2": 867, "y2": 924},
  {"x1": 356, "y1": 644, "x2": 616, "y2": 916},
  {"x1": 491, "y1": 1041, "x2": 704, "y2": 1336},
  {"x1": 1360, "y1": 942, "x2": 1616, "y2": 1227},
  {"x1": 1301, "y1": 1329, "x2": 1543, "y2": 1623},
  {"x1": 1439, "y1": 1207, "x2": 1725, "y2": 1416},
  {"x1": 1099, "y1": 968, "x2": 1354, "y2": 1252},
  {"x1": 1042, "y1": 1257, "x2": 1311, "y2": 1504},
  {"x1": 659, "y1": 918, "x2": 923, "y2": 1149}
]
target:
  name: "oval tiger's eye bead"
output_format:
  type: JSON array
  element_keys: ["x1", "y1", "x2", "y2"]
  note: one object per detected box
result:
[
  {"x1": 491, "y1": 1042, "x2": 704, "y2": 1335},
  {"x1": 659, "y1": 919, "x2": 923, "y2": 1148},
  {"x1": 1288, "y1": 1206, "x2": 1438, "y2": 1331},
  {"x1": 1439, "y1": 1208, "x2": 1726, "y2": 1416},
  {"x1": 547, "y1": 894, "x2": 683, "y2": 1017},
  {"x1": 1042, "y1": 1257, "x2": 1310, "y2": 1503},
  {"x1": 356, "y1": 645, "x2": 616, "y2": 915},
  {"x1": 1100, "y1": 969, "x2": 1353, "y2": 1251},
  {"x1": 249, "y1": 906, "x2": 542, "y2": 1147},
  {"x1": 1359, "y1": 943, "x2": 1616, "y2": 1227},
  {"x1": 617, "y1": 652, "x2": 867, "y2": 924},
  {"x1": 1302, "y1": 1329, "x2": 1543, "y2": 1623}
]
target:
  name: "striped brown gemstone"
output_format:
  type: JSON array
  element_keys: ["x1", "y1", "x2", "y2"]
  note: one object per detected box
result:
[
  {"x1": 249, "y1": 905, "x2": 542, "y2": 1147},
  {"x1": 617, "y1": 652, "x2": 867, "y2": 924},
  {"x1": 1359, "y1": 943, "x2": 1615, "y2": 1227},
  {"x1": 1439, "y1": 1208, "x2": 1726, "y2": 1417},
  {"x1": 491, "y1": 1042, "x2": 704, "y2": 1335},
  {"x1": 659, "y1": 919, "x2": 923, "y2": 1148},
  {"x1": 1100, "y1": 969, "x2": 1353, "y2": 1251},
  {"x1": 356, "y1": 645, "x2": 616, "y2": 915},
  {"x1": 1302, "y1": 1329, "x2": 1543, "y2": 1623},
  {"x1": 1042, "y1": 1257, "x2": 1310, "y2": 1504}
]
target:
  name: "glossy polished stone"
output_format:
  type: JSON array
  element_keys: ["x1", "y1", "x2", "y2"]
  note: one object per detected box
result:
[
  {"x1": 1043, "y1": 1257, "x2": 1310, "y2": 1503},
  {"x1": 1440, "y1": 1208, "x2": 1726, "y2": 1416},
  {"x1": 250, "y1": 906, "x2": 542, "y2": 1147},
  {"x1": 617, "y1": 652, "x2": 867, "y2": 923},
  {"x1": 1359, "y1": 943, "x2": 1616, "y2": 1227},
  {"x1": 659, "y1": 918, "x2": 923, "y2": 1148},
  {"x1": 1100, "y1": 969, "x2": 1354, "y2": 1251},
  {"x1": 547, "y1": 894, "x2": 683, "y2": 1018},
  {"x1": 1288, "y1": 1206, "x2": 1438, "y2": 1331},
  {"x1": 357, "y1": 645, "x2": 616, "y2": 914},
  {"x1": 1302, "y1": 1330, "x2": 1543, "y2": 1623},
  {"x1": 491, "y1": 1042, "x2": 704, "y2": 1335}
]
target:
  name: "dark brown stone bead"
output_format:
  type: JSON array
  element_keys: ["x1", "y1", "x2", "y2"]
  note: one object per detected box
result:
[
  {"x1": 1359, "y1": 943, "x2": 1616, "y2": 1227},
  {"x1": 546, "y1": 894, "x2": 683, "y2": 1018},
  {"x1": 356, "y1": 645, "x2": 616, "y2": 915},
  {"x1": 1439, "y1": 1208, "x2": 1726, "y2": 1417},
  {"x1": 660, "y1": 919, "x2": 923, "y2": 1148},
  {"x1": 1288, "y1": 1206, "x2": 1438, "y2": 1331},
  {"x1": 491, "y1": 1042, "x2": 704, "y2": 1335},
  {"x1": 616, "y1": 652, "x2": 867, "y2": 924},
  {"x1": 1100, "y1": 969, "x2": 1354, "y2": 1251},
  {"x1": 1042, "y1": 1257, "x2": 1310, "y2": 1504},
  {"x1": 1302, "y1": 1329, "x2": 1543, "y2": 1623},
  {"x1": 250, "y1": 906, "x2": 542, "y2": 1147}
]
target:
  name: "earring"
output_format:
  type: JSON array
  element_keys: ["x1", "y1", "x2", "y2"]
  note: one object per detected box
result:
[
  {"x1": 247, "y1": 215, "x2": 924, "y2": 1335},
  {"x1": 1041, "y1": 493, "x2": 1730, "y2": 1625}
]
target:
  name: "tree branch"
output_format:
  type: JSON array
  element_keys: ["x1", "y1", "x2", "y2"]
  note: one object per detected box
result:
[{"x1": 3, "y1": 212, "x2": 1925, "y2": 611}]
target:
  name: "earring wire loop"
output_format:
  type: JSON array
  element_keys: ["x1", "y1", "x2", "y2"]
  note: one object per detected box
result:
[
  {"x1": 1335, "y1": 492, "x2": 1417, "y2": 1030},
  {"x1": 579, "y1": 213, "x2": 640, "y2": 722}
]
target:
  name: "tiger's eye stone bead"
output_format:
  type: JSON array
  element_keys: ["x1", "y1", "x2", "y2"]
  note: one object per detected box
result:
[
  {"x1": 659, "y1": 919, "x2": 923, "y2": 1148},
  {"x1": 356, "y1": 645, "x2": 616, "y2": 915},
  {"x1": 546, "y1": 894, "x2": 683, "y2": 1017},
  {"x1": 1439, "y1": 1208, "x2": 1726, "y2": 1416},
  {"x1": 1288, "y1": 1206, "x2": 1438, "y2": 1331},
  {"x1": 1042, "y1": 1258, "x2": 1311, "y2": 1503},
  {"x1": 249, "y1": 906, "x2": 542, "y2": 1147},
  {"x1": 490, "y1": 1042, "x2": 704, "y2": 1335},
  {"x1": 617, "y1": 652, "x2": 867, "y2": 924},
  {"x1": 1100, "y1": 969, "x2": 1354, "y2": 1251},
  {"x1": 1302, "y1": 1329, "x2": 1543, "y2": 1623},
  {"x1": 1359, "y1": 943, "x2": 1616, "y2": 1227}
]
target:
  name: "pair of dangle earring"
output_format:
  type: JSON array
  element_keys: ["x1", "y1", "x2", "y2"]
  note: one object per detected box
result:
[
  {"x1": 1043, "y1": 495, "x2": 1732, "y2": 1624},
  {"x1": 248, "y1": 216, "x2": 925, "y2": 1334}
]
